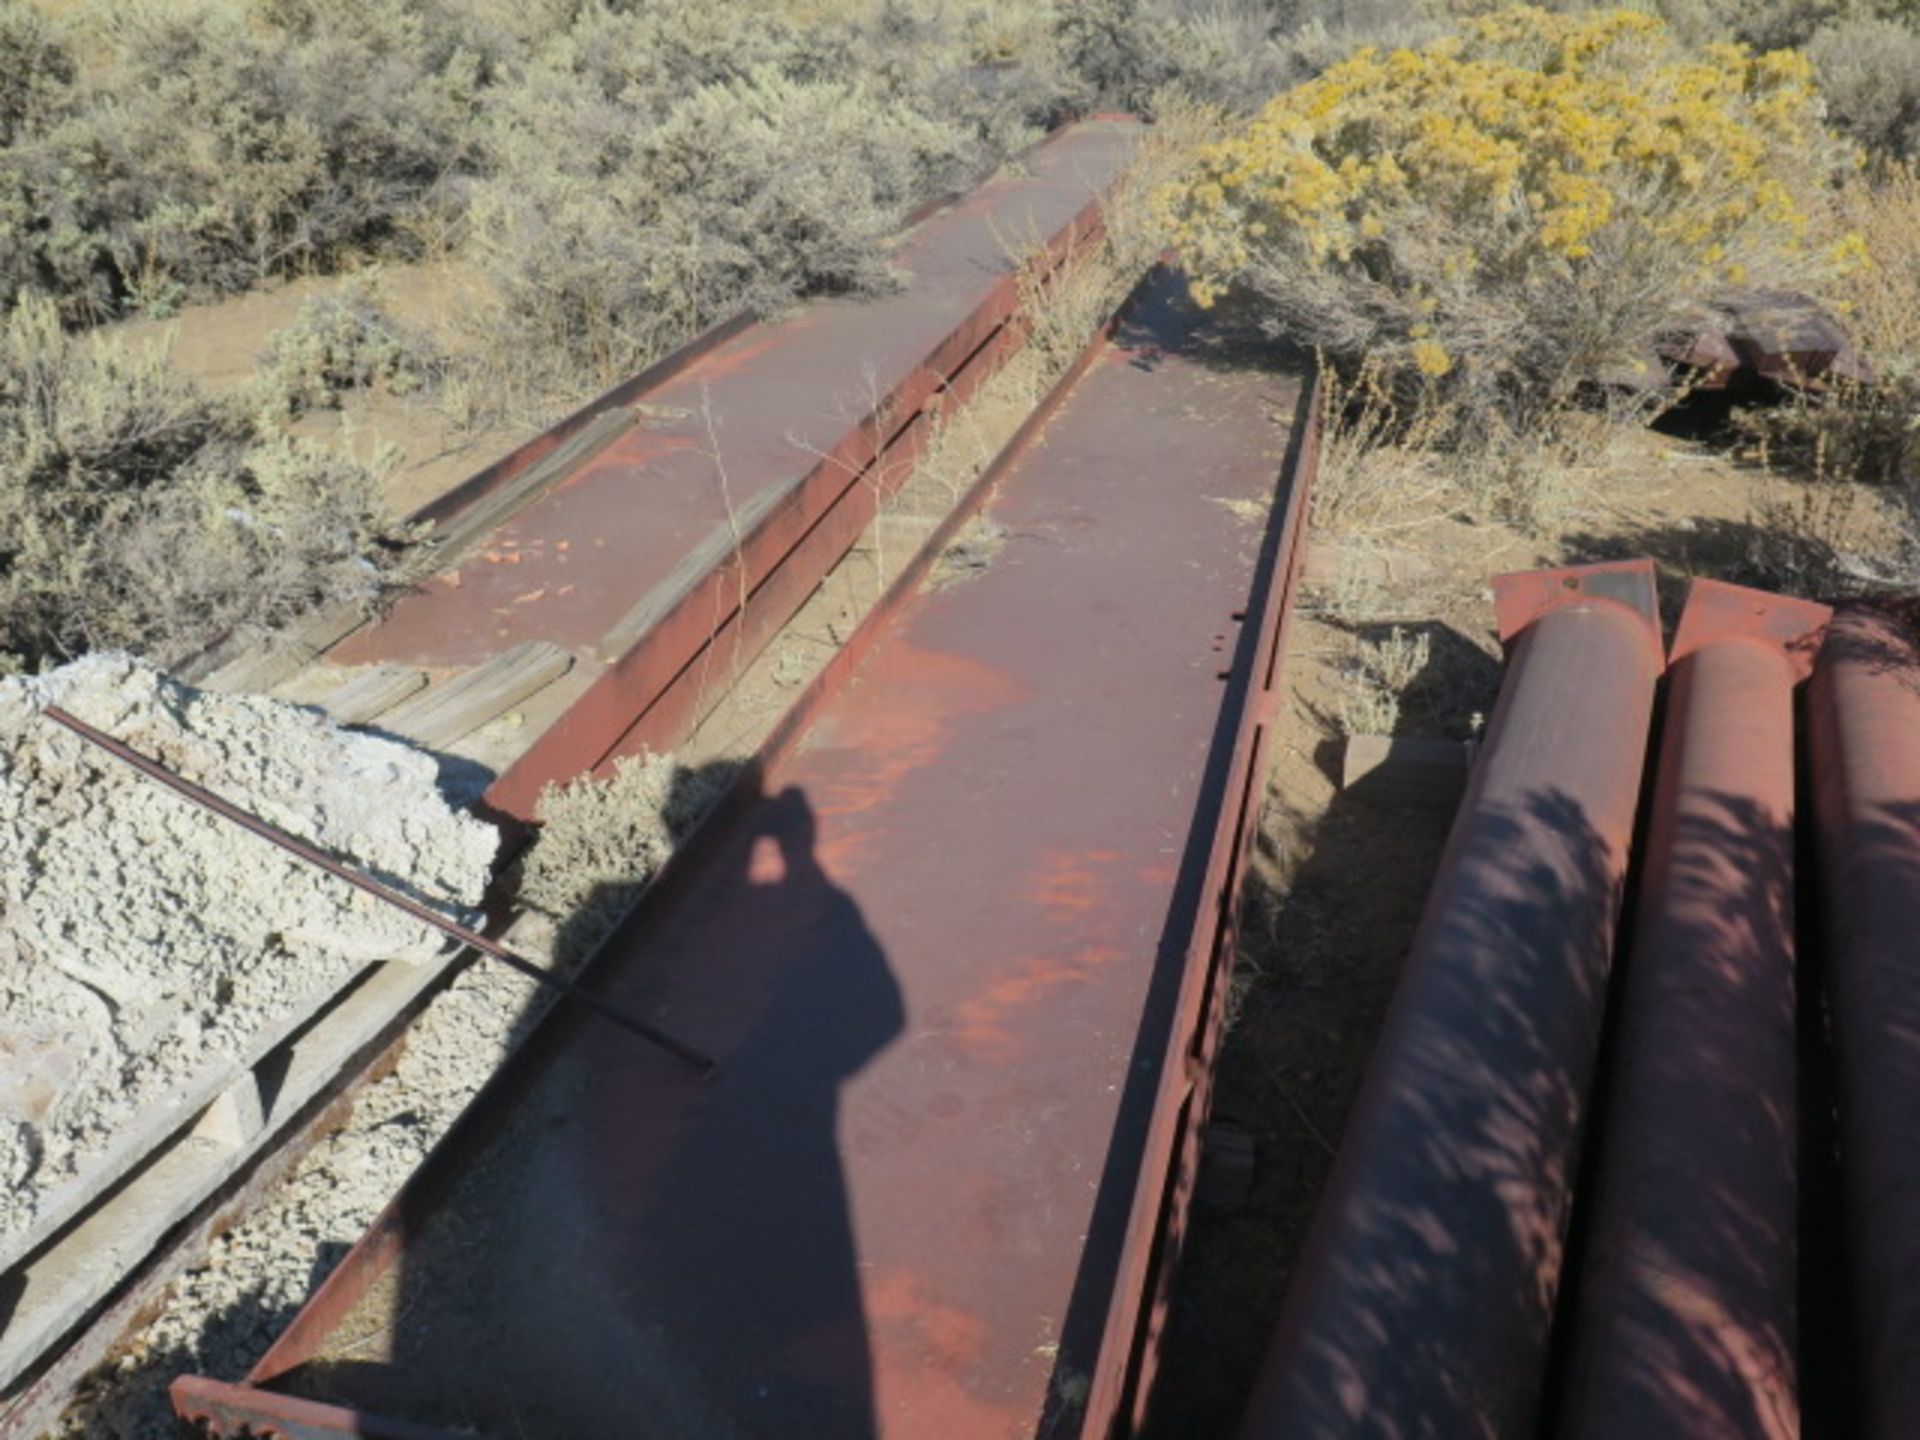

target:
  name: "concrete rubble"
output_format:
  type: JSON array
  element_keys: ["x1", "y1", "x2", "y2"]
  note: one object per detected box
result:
[{"x1": 0, "y1": 654, "x2": 498, "y2": 1241}]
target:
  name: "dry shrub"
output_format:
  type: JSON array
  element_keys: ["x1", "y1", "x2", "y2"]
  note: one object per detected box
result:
[
  {"x1": 0, "y1": 1, "x2": 486, "y2": 323},
  {"x1": 1809, "y1": 15, "x2": 1920, "y2": 158},
  {"x1": 465, "y1": 58, "x2": 976, "y2": 406},
  {"x1": 1741, "y1": 476, "x2": 1873, "y2": 592},
  {"x1": 1335, "y1": 625, "x2": 1432, "y2": 735},
  {"x1": 255, "y1": 274, "x2": 437, "y2": 418},
  {"x1": 1311, "y1": 356, "x2": 1456, "y2": 536},
  {"x1": 1741, "y1": 163, "x2": 1920, "y2": 574},
  {"x1": 518, "y1": 753, "x2": 735, "y2": 959},
  {"x1": 0, "y1": 298, "x2": 406, "y2": 670},
  {"x1": 1162, "y1": 7, "x2": 1854, "y2": 436}
]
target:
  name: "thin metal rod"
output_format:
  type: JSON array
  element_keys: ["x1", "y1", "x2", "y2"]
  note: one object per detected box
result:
[{"x1": 41, "y1": 704, "x2": 715, "y2": 1075}]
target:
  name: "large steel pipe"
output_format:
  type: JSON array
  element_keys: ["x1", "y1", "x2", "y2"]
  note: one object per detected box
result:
[
  {"x1": 1808, "y1": 603, "x2": 1920, "y2": 1438},
  {"x1": 1554, "y1": 578, "x2": 1827, "y2": 1440},
  {"x1": 1239, "y1": 560, "x2": 1663, "y2": 1440}
]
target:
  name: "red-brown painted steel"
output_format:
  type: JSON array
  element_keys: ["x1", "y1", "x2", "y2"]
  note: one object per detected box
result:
[
  {"x1": 171, "y1": 271, "x2": 1314, "y2": 1440},
  {"x1": 1554, "y1": 578, "x2": 1828, "y2": 1440},
  {"x1": 321, "y1": 120, "x2": 1137, "y2": 824},
  {"x1": 171, "y1": 1376, "x2": 448, "y2": 1440},
  {"x1": 1238, "y1": 560, "x2": 1663, "y2": 1440},
  {"x1": 1807, "y1": 603, "x2": 1920, "y2": 1440}
]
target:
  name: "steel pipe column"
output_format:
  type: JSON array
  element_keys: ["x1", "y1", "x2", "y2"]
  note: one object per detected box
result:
[
  {"x1": 1808, "y1": 604, "x2": 1920, "y2": 1439},
  {"x1": 1555, "y1": 578, "x2": 1827, "y2": 1440},
  {"x1": 1239, "y1": 560, "x2": 1663, "y2": 1440}
]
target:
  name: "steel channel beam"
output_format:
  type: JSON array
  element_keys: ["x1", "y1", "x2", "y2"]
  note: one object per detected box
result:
[
  {"x1": 169, "y1": 268, "x2": 1314, "y2": 1440},
  {"x1": 1807, "y1": 603, "x2": 1920, "y2": 1439},
  {"x1": 479, "y1": 193, "x2": 1109, "y2": 824},
  {"x1": 172, "y1": 1375, "x2": 450, "y2": 1440},
  {"x1": 1553, "y1": 577, "x2": 1828, "y2": 1440},
  {"x1": 311, "y1": 118, "x2": 1137, "y2": 823},
  {"x1": 1238, "y1": 559, "x2": 1663, "y2": 1440}
]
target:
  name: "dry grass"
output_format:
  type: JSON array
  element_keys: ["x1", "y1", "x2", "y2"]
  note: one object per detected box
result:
[
  {"x1": 1334, "y1": 626, "x2": 1432, "y2": 735},
  {"x1": 517, "y1": 753, "x2": 736, "y2": 961},
  {"x1": 1310, "y1": 357, "x2": 1455, "y2": 538},
  {"x1": 1741, "y1": 163, "x2": 1920, "y2": 578}
]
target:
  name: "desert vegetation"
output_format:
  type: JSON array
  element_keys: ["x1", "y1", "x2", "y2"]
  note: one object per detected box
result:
[
  {"x1": 0, "y1": 297, "x2": 405, "y2": 671},
  {"x1": 1, "y1": 0, "x2": 1916, "y2": 670},
  {"x1": 0, "y1": 0, "x2": 1294, "y2": 671},
  {"x1": 1161, "y1": 3, "x2": 1919, "y2": 587}
]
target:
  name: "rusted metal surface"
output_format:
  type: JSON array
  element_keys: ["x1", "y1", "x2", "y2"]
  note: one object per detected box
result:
[
  {"x1": 1554, "y1": 578, "x2": 1828, "y2": 1440},
  {"x1": 1661, "y1": 291, "x2": 1870, "y2": 392},
  {"x1": 38, "y1": 705, "x2": 712, "y2": 1074},
  {"x1": 171, "y1": 1376, "x2": 448, "y2": 1440},
  {"x1": 171, "y1": 270, "x2": 1314, "y2": 1440},
  {"x1": 1807, "y1": 603, "x2": 1920, "y2": 1440},
  {"x1": 1238, "y1": 560, "x2": 1662, "y2": 1440},
  {"x1": 320, "y1": 119, "x2": 1137, "y2": 820}
]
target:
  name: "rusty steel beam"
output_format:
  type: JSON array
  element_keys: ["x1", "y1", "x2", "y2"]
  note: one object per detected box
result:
[
  {"x1": 170, "y1": 268, "x2": 1316, "y2": 1440},
  {"x1": 1808, "y1": 603, "x2": 1920, "y2": 1439},
  {"x1": 1238, "y1": 559, "x2": 1663, "y2": 1440},
  {"x1": 312, "y1": 118, "x2": 1138, "y2": 826},
  {"x1": 1553, "y1": 578, "x2": 1828, "y2": 1440},
  {"x1": 172, "y1": 1376, "x2": 448, "y2": 1440}
]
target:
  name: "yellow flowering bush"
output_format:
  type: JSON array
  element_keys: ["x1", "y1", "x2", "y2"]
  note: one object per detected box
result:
[{"x1": 1161, "y1": 6, "x2": 1857, "y2": 429}]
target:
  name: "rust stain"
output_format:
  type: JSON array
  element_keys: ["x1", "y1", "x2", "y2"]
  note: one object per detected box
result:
[
  {"x1": 676, "y1": 317, "x2": 816, "y2": 387},
  {"x1": 1031, "y1": 847, "x2": 1123, "y2": 921},
  {"x1": 949, "y1": 942, "x2": 1126, "y2": 1062},
  {"x1": 561, "y1": 427, "x2": 700, "y2": 486},
  {"x1": 865, "y1": 1267, "x2": 1026, "y2": 1437},
  {"x1": 806, "y1": 641, "x2": 1024, "y2": 873}
]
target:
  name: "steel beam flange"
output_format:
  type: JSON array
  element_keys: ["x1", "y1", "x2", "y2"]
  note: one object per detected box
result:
[
  {"x1": 1554, "y1": 576, "x2": 1828, "y2": 1440},
  {"x1": 1239, "y1": 559, "x2": 1663, "y2": 1440},
  {"x1": 1808, "y1": 603, "x2": 1920, "y2": 1440}
]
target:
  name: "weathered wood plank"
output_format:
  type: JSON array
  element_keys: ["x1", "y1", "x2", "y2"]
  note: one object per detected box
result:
[
  {"x1": 318, "y1": 666, "x2": 430, "y2": 727},
  {"x1": 194, "y1": 603, "x2": 371, "y2": 696},
  {"x1": 379, "y1": 642, "x2": 574, "y2": 750},
  {"x1": 419, "y1": 407, "x2": 638, "y2": 567}
]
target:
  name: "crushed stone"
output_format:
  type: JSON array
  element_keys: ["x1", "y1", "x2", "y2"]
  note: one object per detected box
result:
[
  {"x1": 516, "y1": 751, "x2": 735, "y2": 937},
  {"x1": 0, "y1": 654, "x2": 498, "y2": 1243}
]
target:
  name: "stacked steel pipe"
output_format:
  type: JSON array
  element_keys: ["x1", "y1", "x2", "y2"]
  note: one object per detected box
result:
[
  {"x1": 1241, "y1": 564, "x2": 1920, "y2": 1439},
  {"x1": 1239, "y1": 560, "x2": 1665, "y2": 1439},
  {"x1": 1809, "y1": 605, "x2": 1920, "y2": 1439}
]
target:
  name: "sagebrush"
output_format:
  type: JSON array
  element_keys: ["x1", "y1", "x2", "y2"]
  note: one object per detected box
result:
[{"x1": 0, "y1": 298, "x2": 407, "y2": 670}]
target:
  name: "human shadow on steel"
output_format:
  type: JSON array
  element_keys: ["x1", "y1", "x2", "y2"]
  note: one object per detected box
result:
[{"x1": 277, "y1": 773, "x2": 904, "y2": 1440}]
